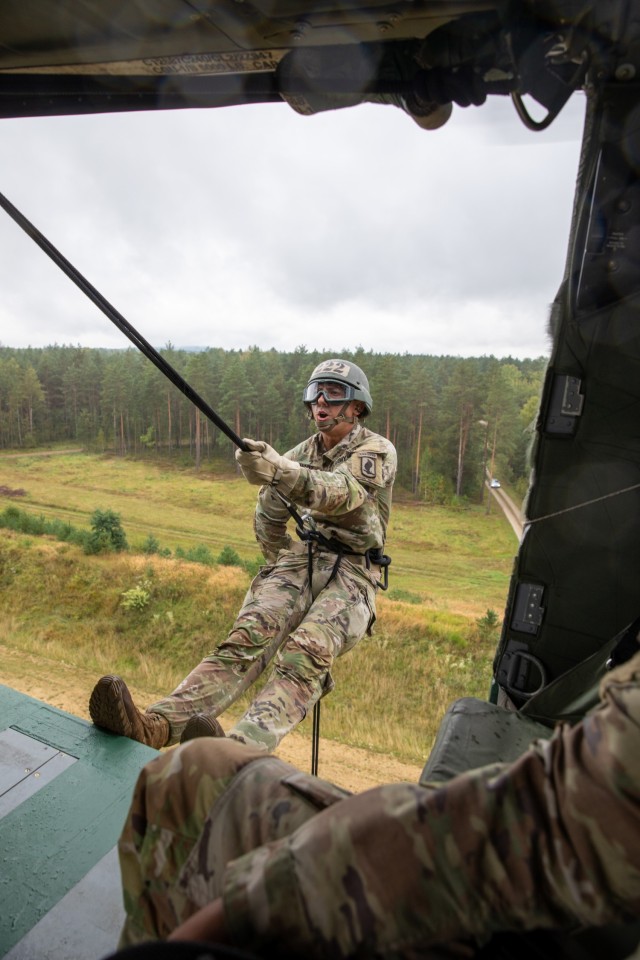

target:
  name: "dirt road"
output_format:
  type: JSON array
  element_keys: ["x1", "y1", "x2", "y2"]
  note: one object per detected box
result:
[
  {"x1": 488, "y1": 484, "x2": 523, "y2": 540},
  {"x1": 0, "y1": 641, "x2": 423, "y2": 794}
]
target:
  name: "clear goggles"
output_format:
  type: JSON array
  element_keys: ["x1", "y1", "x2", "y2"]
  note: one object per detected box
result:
[{"x1": 303, "y1": 380, "x2": 355, "y2": 405}]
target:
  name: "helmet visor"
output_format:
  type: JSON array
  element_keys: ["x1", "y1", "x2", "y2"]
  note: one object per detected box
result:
[{"x1": 303, "y1": 380, "x2": 355, "y2": 405}]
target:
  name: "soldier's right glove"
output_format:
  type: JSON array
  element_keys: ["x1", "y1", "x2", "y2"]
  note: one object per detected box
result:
[{"x1": 235, "y1": 439, "x2": 301, "y2": 496}]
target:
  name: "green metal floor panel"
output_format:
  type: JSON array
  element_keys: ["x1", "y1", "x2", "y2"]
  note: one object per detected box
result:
[
  {"x1": 4, "y1": 847, "x2": 125, "y2": 960},
  {"x1": 0, "y1": 728, "x2": 78, "y2": 817},
  {"x1": 0, "y1": 684, "x2": 158, "y2": 957}
]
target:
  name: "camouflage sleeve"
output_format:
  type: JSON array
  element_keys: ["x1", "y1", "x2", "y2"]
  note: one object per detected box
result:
[
  {"x1": 252, "y1": 464, "x2": 368, "y2": 559},
  {"x1": 290, "y1": 463, "x2": 369, "y2": 517},
  {"x1": 222, "y1": 653, "x2": 640, "y2": 957},
  {"x1": 250, "y1": 433, "x2": 396, "y2": 558},
  {"x1": 253, "y1": 487, "x2": 293, "y2": 561},
  {"x1": 289, "y1": 440, "x2": 396, "y2": 519},
  {"x1": 252, "y1": 442, "x2": 305, "y2": 561}
]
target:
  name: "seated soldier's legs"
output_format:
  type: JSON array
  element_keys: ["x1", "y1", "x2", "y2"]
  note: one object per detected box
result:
[
  {"x1": 228, "y1": 563, "x2": 375, "y2": 750},
  {"x1": 118, "y1": 738, "x2": 349, "y2": 946},
  {"x1": 146, "y1": 552, "x2": 311, "y2": 743}
]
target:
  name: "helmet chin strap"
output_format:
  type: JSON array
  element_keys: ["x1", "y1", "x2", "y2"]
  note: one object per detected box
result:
[{"x1": 309, "y1": 401, "x2": 358, "y2": 432}]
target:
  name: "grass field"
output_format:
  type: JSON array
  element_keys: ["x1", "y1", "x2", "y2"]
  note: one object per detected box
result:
[
  {"x1": 0, "y1": 449, "x2": 518, "y2": 613},
  {"x1": 0, "y1": 449, "x2": 519, "y2": 763}
]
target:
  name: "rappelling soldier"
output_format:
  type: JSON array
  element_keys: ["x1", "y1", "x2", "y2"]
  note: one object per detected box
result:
[{"x1": 89, "y1": 358, "x2": 397, "y2": 752}]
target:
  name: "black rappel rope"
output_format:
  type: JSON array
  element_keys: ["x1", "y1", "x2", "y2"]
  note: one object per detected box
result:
[
  {"x1": 0, "y1": 189, "x2": 249, "y2": 453},
  {"x1": 0, "y1": 189, "x2": 327, "y2": 774},
  {"x1": 311, "y1": 697, "x2": 320, "y2": 776},
  {"x1": 273, "y1": 490, "x2": 323, "y2": 775}
]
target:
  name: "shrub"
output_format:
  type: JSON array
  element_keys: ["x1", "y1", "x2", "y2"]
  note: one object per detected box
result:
[
  {"x1": 420, "y1": 471, "x2": 453, "y2": 506},
  {"x1": 0, "y1": 505, "x2": 25, "y2": 531},
  {"x1": 121, "y1": 583, "x2": 151, "y2": 611},
  {"x1": 142, "y1": 534, "x2": 160, "y2": 555},
  {"x1": 217, "y1": 545, "x2": 242, "y2": 567},
  {"x1": 175, "y1": 543, "x2": 215, "y2": 566},
  {"x1": 475, "y1": 608, "x2": 500, "y2": 640},
  {"x1": 86, "y1": 509, "x2": 128, "y2": 554},
  {"x1": 242, "y1": 555, "x2": 264, "y2": 578},
  {"x1": 387, "y1": 588, "x2": 423, "y2": 604},
  {"x1": 0, "y1": 505, "x2": 89, "y2": 548}
]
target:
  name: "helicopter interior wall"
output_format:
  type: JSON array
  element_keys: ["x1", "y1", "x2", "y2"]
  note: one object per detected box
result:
[{"x1": 494, "y1": 84, "x2": 640, "y2": 706}]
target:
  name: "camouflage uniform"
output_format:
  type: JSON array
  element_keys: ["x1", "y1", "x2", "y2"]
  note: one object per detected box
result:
[
  {"x1": 146, "y1": 423, "x2": 396, "y2": 750},
  {"x1": 119, "y1": 650, "x2": 640, "y2": 956}
]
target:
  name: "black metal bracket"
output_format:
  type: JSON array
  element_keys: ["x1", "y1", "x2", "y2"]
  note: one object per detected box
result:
[
  {"x1": 544, "y1": 374, "x2": 584, "y2": 436},
  {"x1": 510, "y1": 582, "x2": 545, "y2": 635}
]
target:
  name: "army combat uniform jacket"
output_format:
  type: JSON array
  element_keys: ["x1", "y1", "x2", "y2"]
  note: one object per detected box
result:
[
  {"x1": 254, "y1": 422, "x2": 396, "y2": 562},
  {"x1": 119, "y1": 650, "x2": 640, "y2": 956},
  {"x1": 146, "y1": 423, "x2": 397, "y2": 750}
]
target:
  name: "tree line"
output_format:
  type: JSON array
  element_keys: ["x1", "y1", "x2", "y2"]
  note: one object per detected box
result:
[{"x1": 0, "y1": 344, "x2": 547, "y2": 501}]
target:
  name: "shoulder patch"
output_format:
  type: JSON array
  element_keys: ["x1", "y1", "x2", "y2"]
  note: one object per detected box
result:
[{"x1": 350, "y1": 450, "x2": 384, "y2": 487}]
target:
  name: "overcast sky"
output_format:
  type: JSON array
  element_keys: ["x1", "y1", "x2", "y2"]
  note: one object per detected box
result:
[{"x1": 0, "y1": 90, "x2": 585, "y2": 359}]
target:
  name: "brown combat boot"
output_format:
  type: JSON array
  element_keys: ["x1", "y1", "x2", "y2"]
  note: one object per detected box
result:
[
  {"x1": 89, "y1": 675, "x2": 169, "y2": 749},
  {"x1": 180, "y1": 714, "x2": 225, "y2": 744}
]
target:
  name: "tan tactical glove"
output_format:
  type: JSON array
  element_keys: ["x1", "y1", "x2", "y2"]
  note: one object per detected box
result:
[{"x1": 235, "y1": 439, "x2": 301, "y2": 496}]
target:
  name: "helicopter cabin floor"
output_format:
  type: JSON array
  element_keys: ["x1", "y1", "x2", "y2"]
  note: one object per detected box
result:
[{"x1": 0, "y1": 683, "x2": 157, "y2": 958}]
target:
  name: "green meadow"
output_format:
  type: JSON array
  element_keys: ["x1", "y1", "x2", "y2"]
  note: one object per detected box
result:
[{"x1": 0, "y1": 450, "x2": 519, "y2": 764}]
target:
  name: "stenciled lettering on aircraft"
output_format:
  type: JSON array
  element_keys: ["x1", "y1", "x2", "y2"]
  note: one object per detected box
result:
[
  {"x1": 605, "y1": 230, "x2": 627, "y2": 252},
  {"x1": 141, "y1": 52, "x2": 283, "y2": 75},
  {"x1": 1, "y1": 52, "x2": 285, "y2": 77}
]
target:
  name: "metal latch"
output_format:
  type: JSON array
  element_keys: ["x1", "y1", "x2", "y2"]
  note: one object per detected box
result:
[
  {"x1": 510, "y1": 582, "x2": 545, "y2": 635},
  {"x1": 544, "y1": 374, "x2": 584, "y2": 435}
]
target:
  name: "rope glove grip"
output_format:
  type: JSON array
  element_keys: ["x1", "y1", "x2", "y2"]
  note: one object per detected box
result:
[{"x1": 235, "y1": 439, "x2": 301, "y2": 496}]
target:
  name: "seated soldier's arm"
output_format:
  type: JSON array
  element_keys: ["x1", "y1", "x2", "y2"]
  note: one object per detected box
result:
[
  {"x1": 216, "y1": 653, "x2": 640, "y2": 957},
  {"x1": 168, "y1": 899, "x2": 229, "y2": 944}
]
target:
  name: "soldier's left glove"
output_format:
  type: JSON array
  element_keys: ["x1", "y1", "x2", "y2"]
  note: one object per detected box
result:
[{"x1": 235, "y1": 439, "x2": 301, "y2": 496}]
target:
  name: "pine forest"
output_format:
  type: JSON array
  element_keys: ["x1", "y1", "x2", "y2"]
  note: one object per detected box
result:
[{"x1": 0, "y1": 344, "x2": 548, "y2": 502}]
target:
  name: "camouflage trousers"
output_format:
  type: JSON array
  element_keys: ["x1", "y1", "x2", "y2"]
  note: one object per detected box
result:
[
  {"x1": 119, "y1": 652, "x2": 640, "y2": 958},
  {"x1": 118, "y1": 739, "x2": 351, "y2": 948},
  {"x1": 147, "y1": 543, "x2": 376, "y2": 750}
]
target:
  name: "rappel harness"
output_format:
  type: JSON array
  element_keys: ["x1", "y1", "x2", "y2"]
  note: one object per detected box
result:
[{"x1": 273, "y1": 487, "x2": 391, "y2": 591}]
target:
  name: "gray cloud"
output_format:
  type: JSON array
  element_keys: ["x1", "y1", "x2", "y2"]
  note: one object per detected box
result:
[{"x1": 0, "y1": 91, "x2": 585, "y2": 358}]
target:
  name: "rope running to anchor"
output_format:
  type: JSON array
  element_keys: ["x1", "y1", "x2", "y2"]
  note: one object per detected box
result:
[{"x1": 523, "y1": 481, "x2": 640, "y2": 527}]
